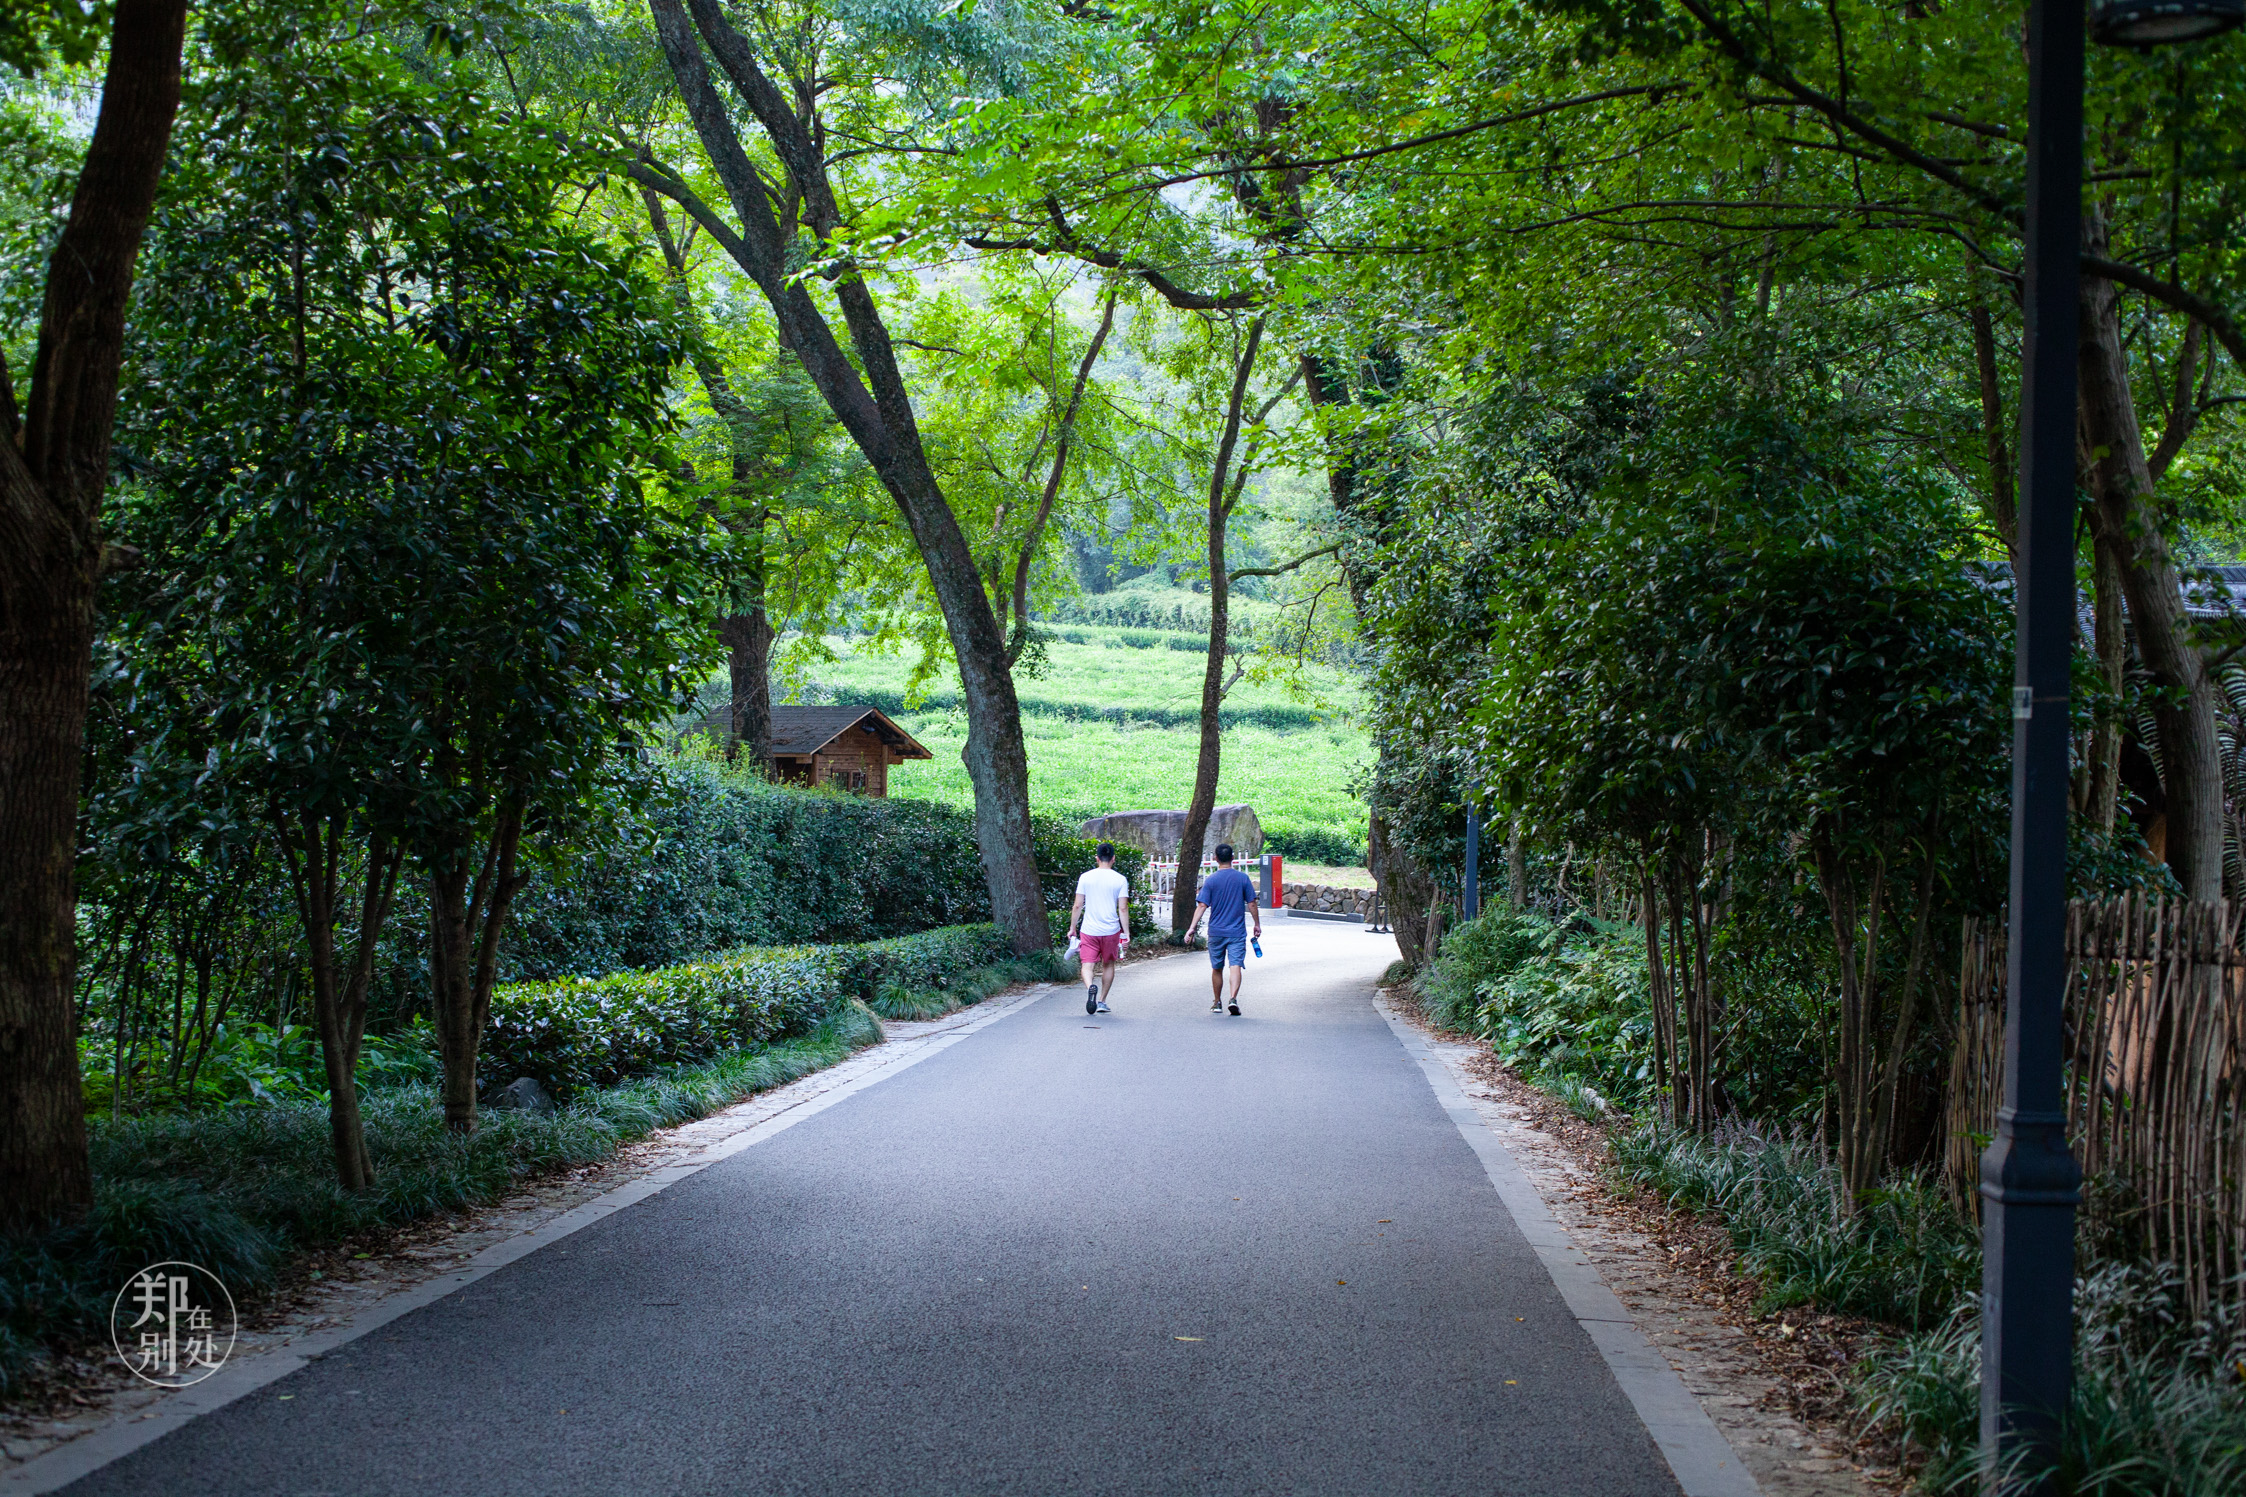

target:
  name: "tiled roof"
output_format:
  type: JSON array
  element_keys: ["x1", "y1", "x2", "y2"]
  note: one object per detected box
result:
[{"x1": 768, "y1": 705, "x2": 932, "y2": 759}]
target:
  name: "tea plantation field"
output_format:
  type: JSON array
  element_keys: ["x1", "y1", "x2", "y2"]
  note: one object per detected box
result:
[{"x1": 788, "y1": 628, "x2": 1369, "y2": 859}]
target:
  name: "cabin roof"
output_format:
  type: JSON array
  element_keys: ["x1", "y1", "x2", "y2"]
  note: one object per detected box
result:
[{"x1": 768, "y1": 705, "x2": 933, "y2": 760}]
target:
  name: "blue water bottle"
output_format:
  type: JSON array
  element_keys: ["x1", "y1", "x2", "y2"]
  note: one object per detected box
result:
[{"x1": 1251, "y1": 936, "x2": 1263, "y2": 958}]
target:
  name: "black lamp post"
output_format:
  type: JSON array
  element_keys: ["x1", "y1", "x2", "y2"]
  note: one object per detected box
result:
[
  {"x1": 1463, "y1": 798, "x2": 1480, "y2": 920},
  {"x1": 1983, "y1": 3, "x2": 2234, "y2": 1488}
]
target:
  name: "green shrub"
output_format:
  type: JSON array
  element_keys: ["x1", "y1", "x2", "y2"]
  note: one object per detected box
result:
[
  {"x1": 4, "y1": 1004, "x2": 880, "y2": 1393},
  {"x1": 868, "y1": 952, "x2": 1074, "y2": 1020},
  {"x1": 1858, "y1": 1263, "x2": 2246, "y2": 1495},
  {"x1": 1264, "y1": 823, "x2": 1368, "y2": 866},
  {"x1": 482, "y1": 945, "x2": 853, "y2": 1097},
  {"x1": 1611, "y1": 1123, "x2": 1977, "y2": 1330},
  {"x1": 845, "y1": 924, "x2": 1018, "y2": 997},
  {"x1": 1416, "y1": 909, "x2": 1656, "y2": 1110},
  {"x1": 378, "y1": 757, "x2": 1113, "y2": 1000},
  {"x1": 483, "y1": 920, "x2": 1035, "y2": 1097}
]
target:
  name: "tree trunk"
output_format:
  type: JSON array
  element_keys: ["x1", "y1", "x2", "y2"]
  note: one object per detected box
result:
[
  {"x1": 276, "y1": 814, "x2": 397, "y2": 1191},
  {"x1": 719, "y1": 494, "x2": 774, "y2": 768},
  {"x1": 649, "y1": 0, "x2": 1047, "y2": 952},
  {"x1": 1507, "y1": 817, "x2": 1527, "y2": 910},
  {"x1": 1969, "y1": 295, "x2": 2018, "y2": 556},
  {"x1": 2086, "y1": 533, "x2": 2126, "y2": 834},
  {"x1": 1371, "y1": 814, "x2": 1434, "y2": 969},
  {"x1": 1640, "y1": 863, "x2": 1676, "y2": 1126},
  {"x1": 428, "y1": 805, "x2": 525, "y2": 1134},
  {"x1": 2078, "y1": 243, "x2": 2223, "y2": 898},
  {"x1": 1813, "y1": 823, "x2": 1891, "y2": 1202},
  {"x1": 0, "y1": 0, "x2": 186, "y2": 1232},
  {"x1": 1174, "y1": 318, "x2": 1265, "y2": 934}
]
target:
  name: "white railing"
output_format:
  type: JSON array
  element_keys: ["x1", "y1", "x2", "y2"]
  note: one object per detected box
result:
[{"x1": 1144, "y1": 859, "x2": 1222, "y2": 899}]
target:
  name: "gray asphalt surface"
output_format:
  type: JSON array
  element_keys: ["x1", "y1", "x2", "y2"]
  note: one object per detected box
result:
[{"x1": 68, "y1": 918, "x2": 1680, "y2": 1496}]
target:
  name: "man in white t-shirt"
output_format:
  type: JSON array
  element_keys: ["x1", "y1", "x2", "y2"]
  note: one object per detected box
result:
[{"x1": 1066, "y1": 842, "x2": 1131, "y2": 1015}]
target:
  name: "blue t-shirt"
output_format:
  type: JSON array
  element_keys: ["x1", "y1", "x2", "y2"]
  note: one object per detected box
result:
[{"x1": 1198, "y1": 867, "x2": 1258, "y2": 939}]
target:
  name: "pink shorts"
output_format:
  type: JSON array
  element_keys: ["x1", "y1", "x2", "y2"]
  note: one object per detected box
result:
[{"x1": 1077, "y1": 932, "x2": 1124, "y2": 964}]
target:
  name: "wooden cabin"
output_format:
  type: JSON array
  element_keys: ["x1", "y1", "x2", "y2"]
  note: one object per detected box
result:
[{"x1": 767, "y1": 706, "x2": 931, "y2": 796}]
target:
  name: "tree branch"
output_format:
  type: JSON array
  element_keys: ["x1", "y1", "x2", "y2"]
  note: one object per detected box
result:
[
  {"x1": 2085, "y1": 255, "x2": 2246, "y2": 374},
  {"x1": 966, "y1": 214, "x2": 1256, "y2": 311},
  {"x1": 1230, "y1": 540, "x2": 1340, "y2": 582},
  {"x1": 2148, "y1": 319, "x2": 2204, "y2": 484},
  {"x1": 1007, "y1": 284, "x2": 1118, "y2": 654},
  {"x1": 1671, "y1": 0, "x2": 2016, "y2": 225},
  {"x1": 1124, "y1": 86, "x2": 1682, "y2": 196}
]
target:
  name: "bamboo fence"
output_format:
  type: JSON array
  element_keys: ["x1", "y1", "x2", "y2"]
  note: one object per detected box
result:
[{"x1": 1949, "y1": 895, "x2": 2246, "y2": 1320}]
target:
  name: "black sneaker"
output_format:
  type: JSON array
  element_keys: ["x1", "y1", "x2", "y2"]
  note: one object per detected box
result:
[
  {"x1": 1228, "y1": 999, "x2": 1240, "y2": 1016},
  {"x1": 1086, "y1": 983, "x2": 1099, "y2": 1015}
]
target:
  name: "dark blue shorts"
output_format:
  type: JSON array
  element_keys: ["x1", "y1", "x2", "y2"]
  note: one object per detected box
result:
[{"x1": 1208, "y1": 932, "x2": 1248, "y2": 968}]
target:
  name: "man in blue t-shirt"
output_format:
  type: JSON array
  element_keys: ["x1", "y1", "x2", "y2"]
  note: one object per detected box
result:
[{"x1": 1184, "y1": 843, "x2": 1261, "y2": 1016}]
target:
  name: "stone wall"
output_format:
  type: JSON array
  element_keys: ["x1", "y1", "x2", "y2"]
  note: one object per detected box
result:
[{"x1": 1282, "y1": 883, "x2": 1376, "y2": 918}]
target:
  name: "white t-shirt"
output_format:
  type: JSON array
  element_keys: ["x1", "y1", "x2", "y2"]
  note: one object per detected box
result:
[{"x1": 1076, "y1": 867, "x2": 1129, "y2": 937}]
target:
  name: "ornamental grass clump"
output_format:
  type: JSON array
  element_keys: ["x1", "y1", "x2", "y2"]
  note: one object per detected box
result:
[
  {"x1": 1858, "y1": 1261, "x2": 2246, "y2": 1495},
  {"x1": 1611, "y1": 1122, "x2": 1976, "y2": 1331}
]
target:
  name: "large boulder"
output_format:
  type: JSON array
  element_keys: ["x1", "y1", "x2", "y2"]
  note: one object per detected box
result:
[
  {"x1": 1079, "y1": 805, "x2": 1263, "y2": 861},
  {"x1": 484, "y1": 1076, "x2": 556, "y2": 1114}
]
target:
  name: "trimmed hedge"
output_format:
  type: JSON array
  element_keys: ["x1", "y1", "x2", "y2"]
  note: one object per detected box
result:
[
  {"x1": 802, "y1": 682, "x2": 1326, "y2": 731},
  {"x1": 371, "y1": 756, "x2": 1125, "y2": 1003},
  {"x1": 482, "y1": 921, "x2": 1024, "y2": 1096}
]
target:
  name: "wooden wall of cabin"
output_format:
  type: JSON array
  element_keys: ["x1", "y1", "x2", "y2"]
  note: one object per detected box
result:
[{"x1": 811, "y1": 724, "x2": 896, "y2": 796}]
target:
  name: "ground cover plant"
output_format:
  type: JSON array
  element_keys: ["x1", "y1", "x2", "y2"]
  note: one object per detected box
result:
[{"x1": 1416, "y1": 904, "x2": 2246, "y2": 1493}]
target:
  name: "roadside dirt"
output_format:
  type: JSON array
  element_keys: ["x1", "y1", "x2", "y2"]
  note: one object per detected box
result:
[{"x1": 1388, "y1": 994, "x2": 1909, "y2": 1497}]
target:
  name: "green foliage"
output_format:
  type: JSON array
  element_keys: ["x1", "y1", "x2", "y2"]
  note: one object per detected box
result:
[
  {"x1": 80, "y1": 1020, "x2": 440, "y2": 1113},
  {"x1": 3, "y1": 1004, "x2": 880, "y2": 1392},
  {"x1": 1611, "y1": 1124, "x2": 1977, "y2": 1332},
  {"x1": 1421, "y1": 909, "x2": 1655, "y2": 1109},
  {"x1": 1263, "y1": 823, "x2": 1366, "y2": 867},
  {"x1": 108, "y1": 24, "x2": 715, "y2": 850},
  {"x1": 481, "y1": 919, "x2": 1030, "y2": 1096},
  {"x1": 868, "y1": 952, "x2": 1075, "y2": 1020},
  {"x1": 0, "y1": 0, "x2": 110, "y2": 78},
  {"x1": 1858, "y1": 1263, "x2": 2246, "y2": 1495}
]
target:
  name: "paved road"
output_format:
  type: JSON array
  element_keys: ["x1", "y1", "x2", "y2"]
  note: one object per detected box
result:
[{"x1": 68, "y1": 918, "x2": 1682, "y2": 1496}]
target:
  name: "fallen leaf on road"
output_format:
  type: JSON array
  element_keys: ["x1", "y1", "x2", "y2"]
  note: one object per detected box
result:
[
  {"x1": 1175, "y1": 1337, "x2": 1202, "y2": 1342},
  {"x1": 1336, "y1": 1280, "x2": 1346, "y2": 1286}
]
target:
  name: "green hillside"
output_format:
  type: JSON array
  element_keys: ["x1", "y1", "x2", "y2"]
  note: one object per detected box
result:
[{"x1": 782, "y1": 630, "x2": 1368, "y2": 856}]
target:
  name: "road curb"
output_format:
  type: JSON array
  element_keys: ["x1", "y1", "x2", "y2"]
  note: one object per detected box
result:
[
  {"x1": 1, "y1": 984, "x2": 1055, "y2": 1496},
  {"x1": 1376, "y1": 997, "x2": 1762, "y2": 1497}
]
